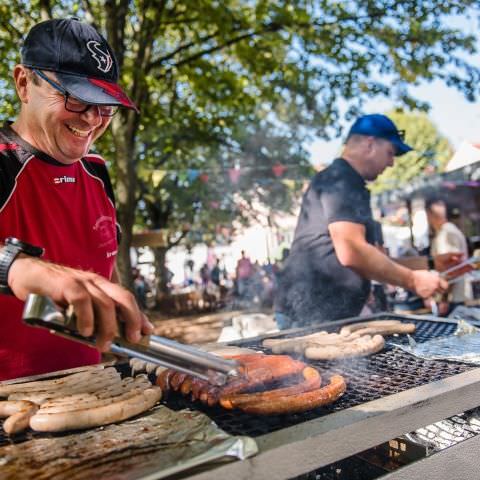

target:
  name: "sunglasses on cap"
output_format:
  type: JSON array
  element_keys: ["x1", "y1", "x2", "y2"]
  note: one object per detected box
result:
[
  {"x1": 395, "y1": 129, "x2": 406, "y2": 141},
  {"x1": 30, "y1": 68, "x2": 118, "y2": 117}
]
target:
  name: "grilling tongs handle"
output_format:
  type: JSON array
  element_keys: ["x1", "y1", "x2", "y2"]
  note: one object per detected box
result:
[{"x1": 22, "y1": 294, "x2": 240, "y2": 386}]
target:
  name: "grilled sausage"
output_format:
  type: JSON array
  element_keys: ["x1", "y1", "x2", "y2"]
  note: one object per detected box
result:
[
  {"x1": 238, "y1": 375, "x2": 346, "y2": 415},
  {"x1": 7, "y1": 372, "x2": 123, "y2": 404},
  {"x1": 219, "y1": 366, "x2": 321, "y2": 409},
  {"x1": 263, "y1": 332, "x2": 364, "y2": 354},
  {"x1": 38, "y1": 376, "x2": 152, "y2": 413},
  {"x1": 29, "y1": 386, "x2": 162, "y2": 432},
  {"x1": 340, "y1": 320, "x2": 416, "y2": 336},
  {"x1": 0, "y1": 400, "x2": 39, "y2": 435},
  {"x1": 0, "y1": 368, "x2": 118, "y2": 397},
  {"x1": 305, "y1": 334, "x2": 385, "y2": 360}
]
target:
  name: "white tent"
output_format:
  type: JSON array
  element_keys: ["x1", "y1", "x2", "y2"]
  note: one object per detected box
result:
[{"x1": 446, "y1": 142, "x2": 480, "y2": 172}]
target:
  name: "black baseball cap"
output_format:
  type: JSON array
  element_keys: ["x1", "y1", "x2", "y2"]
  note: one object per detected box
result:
[
  {"x1": 346, "y1": 114, "x2": 412, "y2": 156},
  {"x1": 21, "y1": 18, "x2": 138, "y2": 112}
]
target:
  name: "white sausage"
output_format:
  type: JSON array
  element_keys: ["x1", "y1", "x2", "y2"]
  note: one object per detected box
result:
[
  {"x1": 30, "y1": 386, "x2": 162, "y2": 432},
  {"x1": 305, "y1": 334, "x2": 385, "y2": 360}
]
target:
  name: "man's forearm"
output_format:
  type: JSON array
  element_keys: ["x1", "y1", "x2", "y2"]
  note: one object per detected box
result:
[
  {"x1": 392, "y1": 256, "x2": 428, "y2": 270},
  {"x1": 345, "y1": 242, "x2": 415, "y2": 290}
]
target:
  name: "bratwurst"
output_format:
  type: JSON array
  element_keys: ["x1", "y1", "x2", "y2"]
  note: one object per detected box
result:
[{"x1": 157, "y1": 353, "x2": 346, "y2": 415}]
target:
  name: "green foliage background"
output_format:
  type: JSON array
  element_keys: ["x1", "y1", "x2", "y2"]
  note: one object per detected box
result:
[
  {"x1": 370, "y1": 110, "x2": 454, "y2": 194},
  {"x1": 0, "y1": 0, "x2": 478, "y2": 286}
]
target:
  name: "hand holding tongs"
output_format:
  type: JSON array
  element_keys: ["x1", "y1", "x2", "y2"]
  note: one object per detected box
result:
[
  {"x1": 428, "y1": 256, "x2": 479, "y2": 316},
  {"x1": 22, "y1": 294, "x2": 240, "y2": 386},
  {"x1": 439, "y1": 255, "x2": 479, "y2": 281}
]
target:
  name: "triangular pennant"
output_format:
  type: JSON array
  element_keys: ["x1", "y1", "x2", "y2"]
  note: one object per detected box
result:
[
  {"x1": 228, "y1": 167, "x2": 242, "y2": 184},
  {"x1": 152, "y1": 170, "x2": 167, "y2": 187},
  {"x1": 187, "y1": 169, "x2": 200, "y2": 182},
  {"x1": 282, "y1": 179, "x2": 295, "y2": 189},
  {"x1": 272, "y1": 163, "x2": 287, "y2": 177},
  {"x1": 177, "y1": 171, "x2": 189, "y2": 186}
]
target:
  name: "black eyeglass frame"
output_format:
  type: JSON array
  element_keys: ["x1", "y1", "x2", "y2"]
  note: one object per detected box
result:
[{"x1": 30, "y1": 68, "x2": 118, "y2": 117}]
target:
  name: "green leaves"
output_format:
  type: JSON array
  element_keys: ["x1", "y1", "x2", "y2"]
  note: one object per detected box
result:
[{"x1": 0, "y1": 0, "x2": 478, "y2": 266}]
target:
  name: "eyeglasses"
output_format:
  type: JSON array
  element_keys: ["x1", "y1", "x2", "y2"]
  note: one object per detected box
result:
[
  {"x1": 31, "y1": 69, "x2": 118, "y2": 117},
  {"x1": 397, "y1": 129, "x2": 406, "y2": 141}
]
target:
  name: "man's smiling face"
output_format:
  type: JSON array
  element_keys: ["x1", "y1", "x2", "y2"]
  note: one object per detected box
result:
[{"x1": 21, "y1": 67, "x2": 111, "y2": 164}]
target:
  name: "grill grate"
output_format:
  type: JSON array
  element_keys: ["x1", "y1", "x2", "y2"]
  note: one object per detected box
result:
[
  {"x1": 0, "y1": 317, "x2": 475, "y2": 447},
  {"x1": 159, "y1": 317, "x2": 474, "y2": 436}
]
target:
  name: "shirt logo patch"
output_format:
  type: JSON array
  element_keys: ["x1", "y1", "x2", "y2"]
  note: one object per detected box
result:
[
  {"x1": 86, "y1": 40, "x2": 113, "y2": 73},
  {"x1": 93, "y1": 215, "x2": 116, "y2": 248},
  {"x1": 54, "y1": 176, "x2": 76, "y2": 184}
]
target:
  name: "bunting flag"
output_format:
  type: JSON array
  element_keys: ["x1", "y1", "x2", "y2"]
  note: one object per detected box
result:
[
  {"x1": 282, "y1": 179, "x2": 295, "y2": 189},
  {"x1": 152, "y1": 170, "x2": 167, "y2": 187},
  {"x1": 187, "y1": 169, "x2": 200, "y2": 182},
  {"x1": 228, "y1": 167, "x2": 242, "y2": 184},
  {"x1": 200, "y1": 173, "x2": 209, "y2": 183},
  {"x1": 272, "y1": 163, "x2": 287, "y2": 177},
  {"x1": 177, "y1": 171, "x2": 189, "y2": 186}
]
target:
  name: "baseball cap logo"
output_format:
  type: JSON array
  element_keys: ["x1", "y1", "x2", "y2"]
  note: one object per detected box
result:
[{"x1": 86, "y1": 40, "x2": 113, "y2": 73}]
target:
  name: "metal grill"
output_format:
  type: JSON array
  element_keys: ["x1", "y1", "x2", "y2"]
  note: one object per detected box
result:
[
  {"x1": 158, "y1": 316, "x2": 474, "y2": 436},
  {"x1": 0, "y1": 316, "x2": 475, "y2": 447}
]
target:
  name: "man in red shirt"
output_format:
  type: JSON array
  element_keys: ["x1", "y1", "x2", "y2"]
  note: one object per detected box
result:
[
  {"x1": 236, "y1": 250, "x2": 254, "y2": 298},
  {"x1": 0, "y1": 18, "x2": 152, "y2": 380}
]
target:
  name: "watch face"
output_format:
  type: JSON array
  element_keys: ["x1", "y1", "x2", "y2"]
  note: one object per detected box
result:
[{"x1": 5, "y1": 237, "x2": 44, "y2": 257}]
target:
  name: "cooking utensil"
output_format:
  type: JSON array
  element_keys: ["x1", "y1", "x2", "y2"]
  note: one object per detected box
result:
[
  {"x1": 22, "y1": 294, "x2": 240, "y2": 386},
  {"x1": 440, "y1": 255, "x2": 480, "y2": 279}
]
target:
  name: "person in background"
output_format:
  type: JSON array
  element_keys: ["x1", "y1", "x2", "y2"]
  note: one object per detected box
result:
[
  {"x1": 425, "y1": 198, "x2": 473, "y2": 314},
  {"x1": 275, "y1": 114, "x2": 451, "y2": 330},
  {"x1": 133, "y1": 268, "x2": 147, "y2": 310},
  {"x1": 199, "y1": 263, "x2": 210, "y2": 292},
  {"x1": 235, "y1": 250, "x2": 254, "y2": 298},
  {"x1": 210, "y1": 258, "x2": 222, "y2": 287},
  {"x1": 0, "y1": 18, "x2": 152, "y2": 381}
]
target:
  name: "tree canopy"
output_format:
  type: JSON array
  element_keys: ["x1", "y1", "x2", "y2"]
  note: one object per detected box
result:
[{"x1": 0, "y1": 0, "x2": 479, "y2": 285}]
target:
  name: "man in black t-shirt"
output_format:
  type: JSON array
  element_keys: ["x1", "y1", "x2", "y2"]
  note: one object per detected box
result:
[{"x1": 275, "y1": 114, "x2": 449, "y2": 329}]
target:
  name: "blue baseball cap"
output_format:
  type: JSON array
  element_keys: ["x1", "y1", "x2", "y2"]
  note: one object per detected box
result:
[{"x1": 346, "y1": 114, "x2": 412, "y2": 156}]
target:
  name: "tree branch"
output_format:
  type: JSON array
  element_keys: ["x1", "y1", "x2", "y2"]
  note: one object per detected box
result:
[
  {"x1": 168, "y1": 229, "x2": 189, "y2": 248},
  {"x1": 82, "y1": 0, "x2": 99, "y2": 30},
  {"x1": 38, "y1": 0, "x2": 52, "y2": 21},
  {"x1": 158, "y1": 23, "x2": 282, "y2": 76},
  {"x1": 147, "y1": 30, "x2": 220, "y2": 72}
]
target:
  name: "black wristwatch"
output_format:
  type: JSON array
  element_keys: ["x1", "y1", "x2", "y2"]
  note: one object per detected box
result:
[{"x1": 0, "y1": 237, "x2": 44, "y2": 295}]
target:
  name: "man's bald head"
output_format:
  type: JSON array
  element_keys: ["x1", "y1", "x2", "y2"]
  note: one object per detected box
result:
[
  {"x1": 425, "y1": 198, "x2": 448, "y2": 231},
  {"x1": 425, "y1": 199, "x2": 447, "y2": 219}
]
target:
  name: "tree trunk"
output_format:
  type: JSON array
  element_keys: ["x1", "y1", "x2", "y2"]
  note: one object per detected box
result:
[
  {"x1": 153, "y1": 246, "x2": 170, "y2": 296},
  {"x1": 111, "y1": 115, "x2": 137, "y2": 290}
]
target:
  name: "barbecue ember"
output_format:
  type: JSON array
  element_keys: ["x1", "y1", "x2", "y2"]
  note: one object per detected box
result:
[{"x1": 157, "y1": 353, "x2": 346, "y2": 415}]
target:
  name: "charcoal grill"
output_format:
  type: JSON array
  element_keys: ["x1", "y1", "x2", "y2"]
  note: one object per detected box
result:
[
  {"x1": 2, "y1": 313, "x2": 480, "y2": 480},
  {"x1": 178, "y1": 313, "x2": 480, "y2": 479}
]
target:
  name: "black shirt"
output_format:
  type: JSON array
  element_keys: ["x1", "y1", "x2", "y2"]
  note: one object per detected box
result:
[{"x1": 276, "y1": 158, "x2": 375, "y2": 327}]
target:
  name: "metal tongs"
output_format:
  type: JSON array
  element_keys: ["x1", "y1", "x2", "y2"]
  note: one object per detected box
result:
[
  {"x1": 439, "y1": 255, "x2": 480, "y2": 283},
  {"x1": 428, "y1": 255, "x2": 479, "y2": 316},
  {"x1": 22, "y1": 294, "x2": 240, "y2": 386}
]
